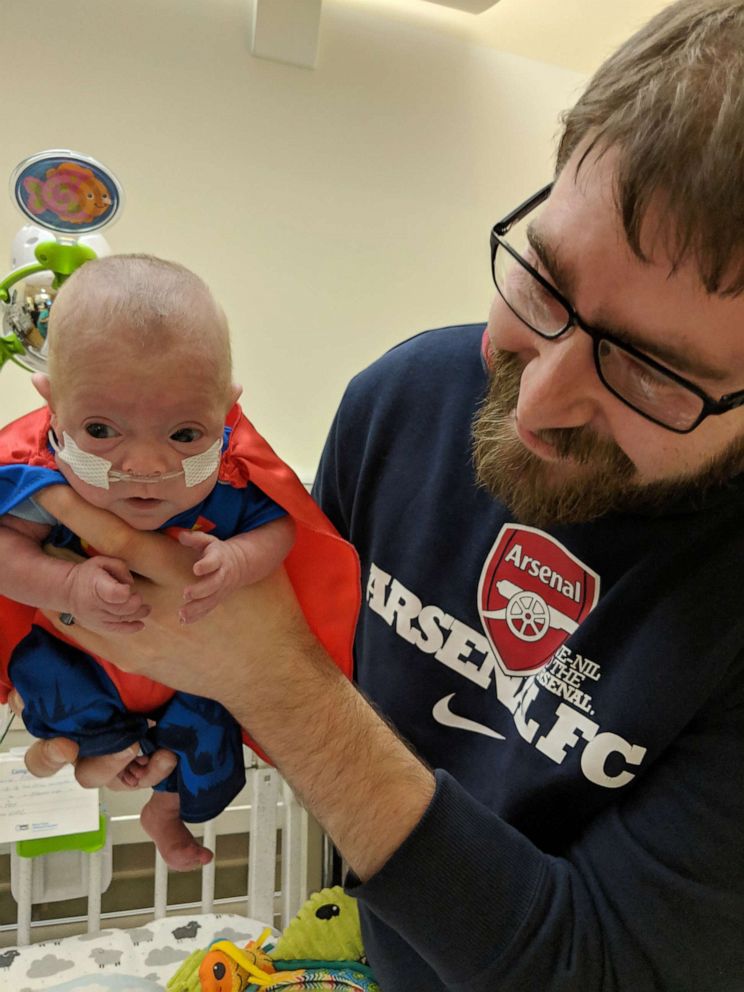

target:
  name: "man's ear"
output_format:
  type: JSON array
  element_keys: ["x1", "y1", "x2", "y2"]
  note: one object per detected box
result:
[{"x1": 31, "y1": 373, "x2": 53, "y2": 407}]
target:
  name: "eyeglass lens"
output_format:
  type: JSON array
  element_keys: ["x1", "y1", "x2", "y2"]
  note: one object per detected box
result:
[{"x1": 492, "y1": 239, "x2": 705, "y2": 431}]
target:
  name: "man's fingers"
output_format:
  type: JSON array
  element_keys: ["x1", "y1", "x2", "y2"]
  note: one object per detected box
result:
[
  {"x1": 75, "y1": 747, "x2": 139, "y2": 788},
  {"x1": 36, "y1": 486, "x2": 196, "y2": 585},
  {"x1": 22, "y1": 739, "x2": 176, "y2": 790},
  {"x1": 24, "y1": 737, "x2": 79, "y2": 778},
  {"x1": 133, "y1": 748, "x2": 178, "y2": 788},
  {"x1": 116, "y1": 749, "x2": 177, "y2": 789}
]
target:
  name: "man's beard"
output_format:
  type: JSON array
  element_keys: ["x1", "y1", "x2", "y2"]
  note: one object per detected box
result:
[{"x1": 472, "y1": 348, "x2": 744, "y2": 528}]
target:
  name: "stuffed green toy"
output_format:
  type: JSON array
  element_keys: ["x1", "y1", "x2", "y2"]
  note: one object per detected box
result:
[{"x1": 168, "y1": 887, "x2": 380, "y2": 992}]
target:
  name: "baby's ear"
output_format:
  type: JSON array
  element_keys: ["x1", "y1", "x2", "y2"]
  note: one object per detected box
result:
[
  {"x1": 31, "y1": 372, "x2": 53, "y2": 406},
  {"x1": 228, "y1": 382, "x2": 243, "y2": 407}
]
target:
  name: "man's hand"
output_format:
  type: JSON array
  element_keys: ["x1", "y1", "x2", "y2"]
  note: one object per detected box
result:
[
  {"x1": 34, "y1": 484, "x2": 436, "y2": 882},
  {"x1": 35, "y1": 483, "x2": 310, "y2": 706},
  {"x1": 9, "y1": 689, "x2": 80, "y2": 776},
  {"x1": 35, "y1": 485, "x2": 195, "y2": 587},
  {"x1": 47, "y1": 566, "x2": 308, "y2": 705},
  {"x1": 63, "y1": 556, "x2": 150, "y2": 633},
  {"x1": 8, "y1": 689, "x2": 177, "y2": 790}
]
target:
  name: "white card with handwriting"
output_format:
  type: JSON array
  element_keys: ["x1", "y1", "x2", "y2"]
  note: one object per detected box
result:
[{"x1": 0, "y1": 748, "x2": 98, "y2": 844}]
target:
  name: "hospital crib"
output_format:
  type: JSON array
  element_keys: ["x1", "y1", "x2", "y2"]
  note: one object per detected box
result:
[{"x1": 0, "y1": 743, "x2": 324, "y2": 952}]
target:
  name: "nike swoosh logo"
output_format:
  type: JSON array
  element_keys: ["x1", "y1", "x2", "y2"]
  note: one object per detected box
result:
[{"x1": 432, "y1": 694, "x2": 505, "y2": 740}]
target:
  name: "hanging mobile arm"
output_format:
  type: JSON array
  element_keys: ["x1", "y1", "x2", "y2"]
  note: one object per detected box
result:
[{"x1": 0, "y1": 242, "x2": 97, "y2": 372}]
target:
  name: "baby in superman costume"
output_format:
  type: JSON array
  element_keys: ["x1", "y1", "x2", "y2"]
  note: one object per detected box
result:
[{"x1": 0, "y1": 256, "x2": 358, "y2": 870}]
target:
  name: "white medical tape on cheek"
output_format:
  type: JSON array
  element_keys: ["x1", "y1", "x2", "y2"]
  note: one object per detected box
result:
[
  {"x1": 182, "y1": 437, "x2": 223, "y2": 487},
  {"x1": 49, "y1": 431, "x2": 113, "y2": 490},
  {"x1": 49, "y1": 431, "x2": 223, "y2": 489}
]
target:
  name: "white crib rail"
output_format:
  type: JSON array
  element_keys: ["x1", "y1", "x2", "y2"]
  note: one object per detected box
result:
[{"x1": 6, "y1": 765, "x2": 310, "y2": 947}]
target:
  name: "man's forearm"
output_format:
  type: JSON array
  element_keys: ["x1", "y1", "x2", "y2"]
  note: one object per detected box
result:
[{"x1": 222, "y1": 635, "x2": 435, "y2": 881}]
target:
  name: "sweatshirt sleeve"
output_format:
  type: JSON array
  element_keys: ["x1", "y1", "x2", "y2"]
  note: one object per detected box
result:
[
  {"x1": 312, "y1": 401, "x2": 352, "y2": 540},
  {"x1": 347, "y1": 688, "x2": 744, "y2": 992}
]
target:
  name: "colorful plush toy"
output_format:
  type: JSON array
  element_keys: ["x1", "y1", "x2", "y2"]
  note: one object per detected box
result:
[{"x1": 168, "y1": 887, "x2": 380, "y2": 992}]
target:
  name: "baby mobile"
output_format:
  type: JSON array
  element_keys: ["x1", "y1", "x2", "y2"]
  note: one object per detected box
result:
[{"x1": 0, "y1": 149, "x2": 122, "y2": 374}]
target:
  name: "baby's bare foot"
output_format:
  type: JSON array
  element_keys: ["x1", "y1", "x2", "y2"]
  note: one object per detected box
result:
[{"x1": 140, "y1": 791, "x2": 213, "y2": 871}]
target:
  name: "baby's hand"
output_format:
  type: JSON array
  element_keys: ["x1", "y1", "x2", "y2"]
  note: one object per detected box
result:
[
  {"x1": 178, "y1": 531, "x2": 245, "y2": 624},
  {"x1": 63, "y1": 556, "x2": 151, "y2": 634}
]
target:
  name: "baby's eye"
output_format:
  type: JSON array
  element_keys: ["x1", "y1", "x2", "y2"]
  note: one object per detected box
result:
[
  {"x1": 171, "y1": 427, "x2": 203, "y2": 443},
  {"x1": 85, "y1": 423, "x2": 117, "y2": 439}
]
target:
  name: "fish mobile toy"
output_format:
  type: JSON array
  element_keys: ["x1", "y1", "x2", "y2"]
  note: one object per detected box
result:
[{"x1": 0, "y1": 149, "x2": 121, "y2": 374}]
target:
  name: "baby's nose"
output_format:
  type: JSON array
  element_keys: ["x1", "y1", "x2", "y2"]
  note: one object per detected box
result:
[{"x1": 119, "y1": 441, "x2": 172, "y2": 477}]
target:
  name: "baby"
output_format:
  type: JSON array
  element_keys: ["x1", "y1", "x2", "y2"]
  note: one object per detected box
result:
[{"x1": 0, "y1": 254, "x2": 295, "y2": 870}]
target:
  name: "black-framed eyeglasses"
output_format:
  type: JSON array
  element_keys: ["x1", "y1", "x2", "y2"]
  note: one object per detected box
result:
[{"x1": 489, "y1": 183, "x2": 744, "y2": 434}]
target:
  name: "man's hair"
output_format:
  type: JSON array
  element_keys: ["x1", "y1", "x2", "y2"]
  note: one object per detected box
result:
[
  {"x1": 47, "y1": 253, "x2": 232, "y2": 389},
  {"x1": 557, "y1": 0, "x2": 744, "y2": 295}
]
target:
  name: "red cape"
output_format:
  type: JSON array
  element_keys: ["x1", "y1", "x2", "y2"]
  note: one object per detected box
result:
[{"x1": 0, "y1": 405, "x2": 360, "y2": 760}]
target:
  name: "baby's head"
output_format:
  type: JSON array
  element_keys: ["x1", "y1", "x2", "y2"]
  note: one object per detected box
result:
[
  {"x1": 34, "y1": 254, "x2": 243, "y2": 530},
  {"x1": 44, "y1": 254, "x2": 235, "y2": 399}
]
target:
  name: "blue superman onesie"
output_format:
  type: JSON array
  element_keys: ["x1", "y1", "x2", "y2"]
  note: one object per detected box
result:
[{"x1": 0, "y1": 404, "x2": 359, "y2": 822}]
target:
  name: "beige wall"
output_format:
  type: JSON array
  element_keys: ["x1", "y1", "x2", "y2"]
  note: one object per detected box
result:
[{"x1": 0, "y1": 0, "x2": 584, "y2": 479}]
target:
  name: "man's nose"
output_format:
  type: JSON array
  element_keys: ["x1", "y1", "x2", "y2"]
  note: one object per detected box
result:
[{"x1": 515, "y1": 330, "x2": 602, "y2": 433}]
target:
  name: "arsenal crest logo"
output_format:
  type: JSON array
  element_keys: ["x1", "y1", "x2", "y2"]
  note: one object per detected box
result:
[{"x1": 477, "y1": 524, "x2": 600, "y2": 676}]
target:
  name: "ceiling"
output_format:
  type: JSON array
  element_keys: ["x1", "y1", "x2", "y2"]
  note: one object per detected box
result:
[
  {"x1": 358, "y1": 0, "x2": 674, "y2": 73},
  {"x1": 472, "y1": 0, "x2": 674, "y2": 73},
  {"x1": 253, "y1": 0, "x2": 675, "y2": 76},
  {"x1": 422, "y1": 0, "x2": 501, "y2": 12}
]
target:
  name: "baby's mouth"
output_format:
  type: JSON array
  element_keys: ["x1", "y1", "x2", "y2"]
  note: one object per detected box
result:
[{"x1": 124, "y1": 496, "x2": 164, "y2": 508}]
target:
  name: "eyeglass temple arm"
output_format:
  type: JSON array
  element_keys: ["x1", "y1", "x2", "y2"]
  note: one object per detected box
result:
[
  {"x1": 492, "y1": 183, "x2": 553, "y2": 236},
  {"x1": 716, "y1": 390, "x2": 744, "y2": 411}
]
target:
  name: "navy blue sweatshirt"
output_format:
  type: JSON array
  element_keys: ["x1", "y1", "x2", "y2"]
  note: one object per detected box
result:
[{"x1": 313, "y1": 324, "x2": 744, "y2": 992}]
